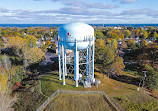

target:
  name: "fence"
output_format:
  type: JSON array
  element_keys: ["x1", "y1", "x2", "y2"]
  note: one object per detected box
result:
[
  {"x1": 36, "y1": 90, "x2": 123, "y2": 111},
  {"x1": 36, "y1": 90, "x2": 60, "y2": 111}
]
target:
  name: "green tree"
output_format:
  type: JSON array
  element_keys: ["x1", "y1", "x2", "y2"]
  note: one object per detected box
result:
[
  {"x1": 153, "y1": 31, "x2": 158, "y2": 39},
  {"x1": 95, "y1": 39, "x2": 115, "y2": 65},
  {"x1": 140, "y1": 39, "x2": 148, "y2": 47},
  {"x1": 122, "y1": 30, "x2": 131, "y2": 38},
  {"x1": 107, "y1": 30, "x2": 124, "y2": 40},
  {"x1": 95, "y1": 30, "x2": 104, "y2": 39},
  {"x1": 127, "y1": 39, "x2": 136, "y2": 48},
  {"x1": 143, "y1": 30, "x2": 148, "y2": 39},
  {"x1": 95, "y1": 39, "x2": 116, "y2": 76},
  {"x1": 106, "y1": 38, "x2": 118, "y2": 50},
  {"x1": 155, "y1": 37, "x2": 158, "y2": 44},
  {"x1": 110, "y1": 56, "x2": 125, "y2": 75},
  {"x1": 107, "y1": 31, "x2": 118, "y2": 40},
  {"x1": 144, "y1": 64, "x2": 158, "y2": 90}
]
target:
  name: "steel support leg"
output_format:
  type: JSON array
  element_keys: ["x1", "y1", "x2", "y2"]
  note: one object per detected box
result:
[
  {"x1": 92, "y1": 43, "x2": 95, "y2": 80},
  {"x1": 64, "y1": 48, "x2": 67, "y2": 76},
  {"x1": 62, "y1": 44, "x2": 65, "y2": 85},
  {"x1": 88, "y1": 40, "x2": 91, "y2": 83},
  {"x1": 86, "y1": 48, "x2": 89, "y2": 76},
  {"x1": 74, "y1": 41, "x2": 79, "y2": 87},
  {"x1": 58, "y1": 42, "x2": 61, "y2": 80}
]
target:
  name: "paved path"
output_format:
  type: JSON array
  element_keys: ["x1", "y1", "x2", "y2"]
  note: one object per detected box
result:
[{"x1": 40, "y1": 52, "x2": 58, "y2": 65}]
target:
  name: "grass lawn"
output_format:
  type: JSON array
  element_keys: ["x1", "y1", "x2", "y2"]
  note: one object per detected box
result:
[
  {"x1": 39, "y1": 72, "x2": 86, "y2": 96},
  {"x1": 44, "y1": 94, "x2": 113, "y2": 111},
  {"x1": 39, "y1": 69, "x2": 158, "y2": 111}
]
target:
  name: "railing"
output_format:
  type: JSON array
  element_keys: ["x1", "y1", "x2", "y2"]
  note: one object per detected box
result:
[
  {"x1": 58, "y1": 36, "x2": 96, "y2": 43},
  {"x1": 36, "y1": 90, "x2": 123, "y2": 111},
  {"x1": 36, "y1": 90, "x2": 60, "y2": 111},
  {"x1": 58, "y1": 90, "x2": 105, "y2": 95}
]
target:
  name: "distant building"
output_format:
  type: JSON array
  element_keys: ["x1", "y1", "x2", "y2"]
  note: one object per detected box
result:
[
  {"x1": 36, "y1": 39, "x2": 42, "y2": 47},
  {"x1": 114, "y1": 26, "x2": 122, "y2": 30},
  {"x1": 146, "y1": 37, "x2": 155, "y2": 44}
]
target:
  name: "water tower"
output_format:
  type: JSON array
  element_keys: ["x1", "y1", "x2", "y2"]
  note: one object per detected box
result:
[{"x1": 58, "y1": 22, "x2": 95, "y2": 87}]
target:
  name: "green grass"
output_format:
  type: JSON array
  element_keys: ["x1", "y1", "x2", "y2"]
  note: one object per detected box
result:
[
  {"x1": 44, "y1": 94, "x2": 113, "y2": 111},
  {"x1": 40, "y1": 72, "x2": 86, "y2": 96},
  {"x1": 39, "y1": 70, "x2": 158, "y2": 111},
  {"x1": 114, "y1": 93, "x2": 158, "y2": 111}
]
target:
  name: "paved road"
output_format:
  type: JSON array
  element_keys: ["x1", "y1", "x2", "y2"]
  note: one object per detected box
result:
[{"x1": 40, "y1": 52, "x2": 58, "y2": 66}]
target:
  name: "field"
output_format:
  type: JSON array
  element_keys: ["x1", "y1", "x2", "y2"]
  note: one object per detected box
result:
[
  {"x1": 44, "y1": 94, "x2": 113, "y2": 111},
  {"x1": 39, "y1": 69, "x2": 158, "y2": 111}
]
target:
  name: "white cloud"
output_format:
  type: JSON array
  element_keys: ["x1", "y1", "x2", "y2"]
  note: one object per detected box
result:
[
  {"x1": 0, "y1": 8, "x2": 9, "y2": 13},
  {"x1": 121, "y1": 9, "x2": 158, "y2": 18},
  {"x1": 1, "y1": 3, "x2": 158, "y2": 24},
  {"x1": 113, "y1": 0, "x2": 137, "y2": 3}
]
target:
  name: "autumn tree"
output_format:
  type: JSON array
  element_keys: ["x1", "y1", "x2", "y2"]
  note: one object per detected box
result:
[
  {"x1": 24, "y1": 47, "x2": 45, "y2": 64},
  {"x1": 4, "y1": 37, "x2": 27, "y2": 57},
  {"x1": 106, "y1": 38, "x2": 118, "y2": 50},
  {"x1": 4, "y1": 37, "x2": 26, "y2": 49},
  {"x1": 142, "y1": 64, "x2": 158, "y2": 90},
  {"x1": 3, "y1": 35, "x2": 45, "y2": 76},
  {"x1": 122, "y1": 30, "x2": 131, "y2": 38},
  {"x1": 45, "y1": 39, "x2": 52, "y2": 46},
  {"x1": 95, "y1": 39, "x2": 116, "y2": 65},
  {"x1": 155, "y1": 37, "x2": 158, "y2": 44},
  {"x1": 140, "y1": 39, "x2": 148, "y2": 47},
  {"x1": 153, "y1": 31, "x2": 158, "y2": 39},
  {"x1": 52, "y1": 29, "x2": 58, "y2": 38},
  {"x1": 23, "y1": 35, "x2": 37, "y2": 48},
  {"x1": 95, "y1": 39, "x2": 116, "y2": 76},
  {"x1": 142, "y1": 30, "x2": 148, "y2": 39},
  {"x1": 107, "y1": 30, "x2": 124, "y2": 40},
  {"x1": 126, "y1": 39, "x2": 136, "y2": 48},
  {"x1": 136, "y1": 29, "x2": 140, "y2": 35},
  {"x1": 95, "y1": 38, "x2": 125, "y2": 78},
  {"x1": 138, "y1": 30, "x2": 148, "y2": 39},
  {"x1": 0, "y1": 55, "x2": 17, "y2": 111},
  {"x1": 107, "y1": 30, "x2": 118, "y2": 40},
  {"x1": 109, "y1": 56, "x2": 125, "y2": 75},
  {"x1": 95, "y1": 30, "x2": 104, "y2": 39}
]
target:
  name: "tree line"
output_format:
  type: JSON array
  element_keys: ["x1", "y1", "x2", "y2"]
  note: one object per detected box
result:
[
  {"x1": 0, "y1": 26, "x2": 58, "y2": 110},
  {"x1": 94, "y1": 26, "x2": 158, "y2": 91}
]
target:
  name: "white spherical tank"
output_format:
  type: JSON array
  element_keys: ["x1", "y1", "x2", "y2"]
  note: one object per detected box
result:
[{"x1": 58, "y1": 22, "x2": 95, "y2": 50}]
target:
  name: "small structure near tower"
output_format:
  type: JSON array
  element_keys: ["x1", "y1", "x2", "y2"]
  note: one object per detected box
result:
[{"x1": 58, "y1": 22, "x2": 95, "y2": 87}]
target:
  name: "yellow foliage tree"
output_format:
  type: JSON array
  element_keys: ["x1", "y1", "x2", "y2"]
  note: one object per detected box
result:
[
  {"x1": 112, "y1": 39, "x2": 118, "y2": 49},
  {"x1": 0, "y1": 56, "x2": 17, "y2": 111},
  {"x1": 46, "y1": 39, "x2": 52, "y2": 46},
  {"x1": 95, "y1": 39, "x2": 105, "y2": 48},
  {"x1": 140, "y1": 39, "x2": 148, "y2": 47},
  {"x1": 106, "y1": 38, "x2": 118, "y2": 49},
  {"x1": 4, "y1": 37, "x2": 26, "y2": 49},
  {"x1": 0, "y1": 67, "x2": 8, "y2": 92},
  {"x1": 24, "y1": 47, "x2": 45, "y2": 64},
  {"x1": 23, "y1": 35, "x2": 37, "y2": 48},
  {"x1": 110, "y1": 56, "x2": 125, "y2": 75},
  {"x1": 136, "y1": 29, "x2": 140, "y2": 35}
]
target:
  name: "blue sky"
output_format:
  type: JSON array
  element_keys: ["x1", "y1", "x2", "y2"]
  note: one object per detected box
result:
[{"x1": 0, "y1": 0, "x2": 158, "y2": 24}]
